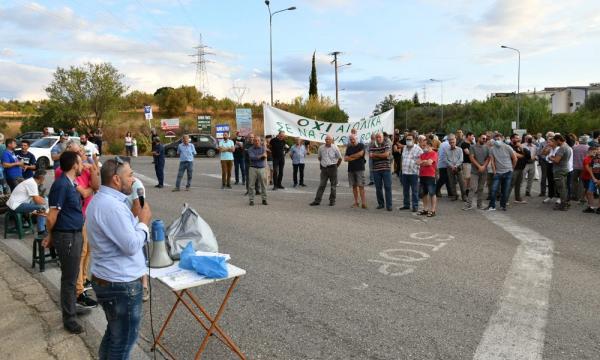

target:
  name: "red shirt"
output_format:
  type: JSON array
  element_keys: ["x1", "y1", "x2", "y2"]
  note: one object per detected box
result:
[
  {"x1": 419, "y1": 151, "x2": 438, "y2": 177},
  {"x1": 582, "y1": 156, "x2": 592, "y2": 180}
]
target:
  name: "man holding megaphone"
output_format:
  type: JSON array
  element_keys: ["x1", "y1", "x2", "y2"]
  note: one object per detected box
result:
[{"x1": 86, "y1": 157, "x2": 152, "y2": 359}]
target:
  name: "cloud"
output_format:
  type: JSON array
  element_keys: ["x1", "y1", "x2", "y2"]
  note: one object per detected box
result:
[
  {"x1": 276, "y1": 52, "x2": 335, "y2": 82},
  {"x1": 339, "y1": 76, "x2": 414, "y2": 92},
  {"x1": 388, "y1": 53, "x2": 413, "y2": 62},
  {"x1": 0, "y1": 2, "x2": 86, "y2": 31},
  {"x1": 0, "y1": 61, "x2": 53, "y2": 100},
  {"x1": 466, "y1": 0, "x2": 600, "y2": 59},
  {"x1": 0, "y1": 48, "x2": 15, "y2": 57}
]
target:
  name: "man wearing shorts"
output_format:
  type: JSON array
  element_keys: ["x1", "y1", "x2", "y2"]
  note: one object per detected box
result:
[
  {"x1": 344, "y1": 134, "x2": 367, "y2": 209},
  {"x1": 417, "y1": 139, "x2": 438, "y2": 217}
]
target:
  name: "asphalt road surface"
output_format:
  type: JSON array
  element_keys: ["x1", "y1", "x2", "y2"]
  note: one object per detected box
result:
[{"x1": 122, "y1": 156, "x2": 599, "y2": 360}]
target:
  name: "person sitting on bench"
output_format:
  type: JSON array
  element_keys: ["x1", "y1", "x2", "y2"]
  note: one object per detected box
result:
[{"x1": 7, "y1": 170, "x2": 48, "y2": 236}]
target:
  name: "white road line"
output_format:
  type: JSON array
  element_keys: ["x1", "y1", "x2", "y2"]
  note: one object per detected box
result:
[
  {"x1": 135, "y1": 172, "x2": 171, "y2": 187},
  {"x1": 474, "y1": 212, "x2": 554, "y2": 360}
]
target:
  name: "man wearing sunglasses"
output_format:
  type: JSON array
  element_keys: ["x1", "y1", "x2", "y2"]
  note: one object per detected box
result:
[{"x1": 86, "y1": 157, "x2": 152, "y2": 359}]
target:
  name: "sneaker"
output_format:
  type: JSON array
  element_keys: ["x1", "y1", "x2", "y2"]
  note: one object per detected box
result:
[
  {"x1": 582, "y1": 207, "x2": 595, "y2": 213},
  {"x1": 486, "y1": 207, "x2": 496, "y2": 211},
  {"x1": 309, "y1": 201, "x2": 320, "y2": 206},
  {"x1": 543, "y1": 197, "x2": 553, "y2": 203},
  {"x1": 555, "y1": 198, "x2": 561, "y2": 204},
  {"x1": 398, "y1": 206, "x2": 410, "y2": 210},
  {"x1": 514, "y1": 200, "x2": 527, "y2": 204},
  {"x1": 172, "y1": 188, "x2": 181, "y2": 192},
  {"x1": 249, "y1": 201, "x2": 254, "y2": 206},
  {"x1": 262, "y1": 200, "x2": 268, "y2": 205},
  {"x1": 278, "y1": 185, "x2": 285, "y2": 189},
  {"x1": 300, "y1": 184, "x2": 307, "y2": 187},
  {"x1": 463, "y1": 205, "x2": 475, "y2": 211},
  {"x1": 77, "y1": 291, "x2": 98, "y2": 309},
  {"x1": 329, "y1": 202, "x2": 335, "y2": 206},
  {"x1": 368, "y1": 182, "x2": 374, "y2": 186},
  {"x1": 376, "y1": 205, "x2": 385, "y2": 209},
  {"x1": 538, "y1": 193, "x2": 546, "y2": 197},
  {"x1": 525, "y1": 192, "x2": 531, "y2": 197},
  {"x1": 83, "y1": 280, "x2": 92, "y2": 292}
]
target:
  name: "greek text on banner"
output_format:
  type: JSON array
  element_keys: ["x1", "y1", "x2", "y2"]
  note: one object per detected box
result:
[{"x1": 263, "y1": 104, "x2": 394, "y2": 145}]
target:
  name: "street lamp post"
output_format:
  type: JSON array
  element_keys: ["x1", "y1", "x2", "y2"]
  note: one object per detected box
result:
[
  {"x1": 430, "y1": 78, "x2": 444, "y2": 129},
  {"x1": 501, "y1": 45, "x2": 521, "y2": 130},
  {"x1": 334, "y1": 62, "x2": 351, "y2": 107},
  {"x1": 265, "y1": 1, "x2": 296, "y2": 106}
]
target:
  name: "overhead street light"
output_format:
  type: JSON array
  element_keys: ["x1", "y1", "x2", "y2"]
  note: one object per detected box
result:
[
  {"x1": 501, "y1": 45, "x2": 521, "y2": 129},
  {"x1": 265, "y1": 1, "x2": 297, "y2": 105}
]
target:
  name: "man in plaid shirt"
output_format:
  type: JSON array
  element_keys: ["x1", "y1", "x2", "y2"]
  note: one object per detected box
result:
[{"x1": 399, "y1": 133, "x2": 423, "y2": 212}]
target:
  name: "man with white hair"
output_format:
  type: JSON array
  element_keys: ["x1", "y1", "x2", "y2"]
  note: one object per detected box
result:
[
  {"x1": 538, "y1": 131, "x2": 555, "y2": 197},
  {"x1": 310, "y1": 135, "x2": 342, "y2": 206}
]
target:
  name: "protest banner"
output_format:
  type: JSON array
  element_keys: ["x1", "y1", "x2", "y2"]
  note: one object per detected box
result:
[{"x1": 263, "y1": 104, "x2": 394, "y2": 145}]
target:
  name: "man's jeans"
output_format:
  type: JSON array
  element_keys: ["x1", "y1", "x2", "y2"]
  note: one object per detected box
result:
[
  {"x1": 293, "y1": 163, "x2": 305, "y2": 185},
  {"x1": 315, "y1": 166, "x2": 338, "y2": 204},
  {"x1": 175, "y1": 161, "x2": 193, "y2": 189},
  {"x1": 554, "y1": 170, "x2": 569, "y2": 204},
  {"x1": 467, "y1": 171, "x2": 487, "y2": 208},
  {"x1": 154, "y1": 159, "x2": 164, "y2": 186},
  {"x1": 572, "y1": 169, "x2": 584, "y2": 201},
  {"x1": 401, "y1": 174, "x2": 419, "y2": 209},
  {"x1": 248, "y1": 167, "x2": 267, "y2": 202},
  {"x1": 14, "y1": 203, "x2": 45, "y2": 232},
  {"x1": 234, "y1": 157, "x2": 246, "y2": 184},
  {"x1": 374, "y1": 170, "x2": 393, "y2": 209},
  {"x1": 53, "y1": 231, "x2": 83, "y2": 327},
  {"x1": 510, "y1": 168, "x2": 524, "y2": 201},
  {"x1": 539, "y1": 158, "x2": 548, "y2": 195},
  {"x1": 93, "y1": 278, "x2": 143, "y2": 360},
  {"x1": 524, "y1": 162, "x2": 536, "y2": 194},
  {"x1": 369, "y1": 159, "x2": 374, "y2": 183},
  {"x1": 272, "y1": 157, "x2": 285, "y2": 187},
  {"x1": 489, "y1": 171, "x2": 513, "y2": 209}
]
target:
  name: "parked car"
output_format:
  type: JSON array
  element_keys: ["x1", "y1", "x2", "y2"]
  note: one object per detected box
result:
[
  {"x1": 164, "y1": 134, "x2": 219, "y2": 158},
  {"x1": 28, "y1": 136, "x2": 80, "y2": 169},
  {"x1": 15, "y1": 131, "x2": 46, "y2": 147}
]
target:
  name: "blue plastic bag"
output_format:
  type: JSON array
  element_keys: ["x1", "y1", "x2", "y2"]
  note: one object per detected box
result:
[
  {"x1": 178, "y1": 242, "x2": 195, "y2": 270},
  {"x1": 191, "y1": 256, "x2": 228, "y2": 278}
]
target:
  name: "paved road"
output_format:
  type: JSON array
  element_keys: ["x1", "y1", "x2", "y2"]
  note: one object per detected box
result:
[{"x1": 124, "y1": 156, "x2": 599, "y2": 359}]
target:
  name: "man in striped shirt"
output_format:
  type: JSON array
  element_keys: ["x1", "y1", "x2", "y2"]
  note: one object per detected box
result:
[{"x1": 370, "y1": 132, "x2": 393, "y2": 211}]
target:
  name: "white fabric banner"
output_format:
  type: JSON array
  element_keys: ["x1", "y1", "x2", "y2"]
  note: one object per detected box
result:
[{"x1": 263, "y1": 104, "x2": 394, "y2": 145}]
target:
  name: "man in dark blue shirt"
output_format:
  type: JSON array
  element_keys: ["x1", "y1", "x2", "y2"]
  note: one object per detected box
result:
[
  {"x1": 16, "y1": 139, "x2": 37, "y2": 179},
  {"x1": 46, "y1": 151, "x2": 85, "y2": 334},
  {"x1": 2, "y1": 138, "x2": 24, "y2": 190},
  {"x1": 151, "y1": 136, "x2": 165, "y2": 188}
]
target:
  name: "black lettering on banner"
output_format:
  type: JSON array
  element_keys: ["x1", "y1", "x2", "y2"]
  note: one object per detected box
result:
[
  {"x1": 297, "y1": 118, "x2": 310, "y2": 127},
  {"x1": 325, "y1": 123, "x2": 333, "y2": 132},
  {"x1": 312, "y1": 121, "x2": 325, "y2": 131},
  {"x1": 276, "y1": 122, "x2": 284, "y2": 131}
]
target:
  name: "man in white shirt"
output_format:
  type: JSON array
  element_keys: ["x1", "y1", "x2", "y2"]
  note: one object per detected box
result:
[
  {"x1": 7, "y1": 170, "x2": 47, "y2": 235},
  {"x1": 79, "y1": 134, "x2": 99, "y2": 164}
]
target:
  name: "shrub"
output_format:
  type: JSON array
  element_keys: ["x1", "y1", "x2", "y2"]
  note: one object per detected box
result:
[{"x1": 107, "y1": 141, "x2": 124, "y2": 155}]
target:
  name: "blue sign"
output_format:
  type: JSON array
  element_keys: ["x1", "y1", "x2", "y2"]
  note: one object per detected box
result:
[
  {"x1": 144, "y1": 105, "x2": 153, "y2": 120},
  {"x1": 215, "y1": 124, "x2": 230, "y2": 139}
]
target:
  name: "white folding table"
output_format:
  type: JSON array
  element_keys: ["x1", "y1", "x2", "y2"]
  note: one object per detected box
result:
[{"x1": 150, "y1": 262, "x2": 247, "y2": 359}]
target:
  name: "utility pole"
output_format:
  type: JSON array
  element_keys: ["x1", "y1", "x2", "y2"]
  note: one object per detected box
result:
[
  {"x1": 330, "y1": 51, "x2": 340, "y2": 107},
  {"x1": 189, "y1": 34, "x2": 214, "y2": 96}
]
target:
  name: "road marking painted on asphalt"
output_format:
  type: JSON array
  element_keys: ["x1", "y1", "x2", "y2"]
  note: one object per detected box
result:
[
  {"x1": 135, "y1": 172, "x2": 171, "y2": 187},
  {"x1": 474, "y1": 211, "x2": 554, "y2": 360},
  {"x1": 369, "y1": 232, "x2": 454, "y2": 277}
]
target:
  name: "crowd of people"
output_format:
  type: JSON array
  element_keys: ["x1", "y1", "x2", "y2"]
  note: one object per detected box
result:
[
  {"x1": 153, "y1": 128, "x2": 600, "y2": 217},
  {"x1": 0, "y1": 128, "x2": 150, "y2": 358}
]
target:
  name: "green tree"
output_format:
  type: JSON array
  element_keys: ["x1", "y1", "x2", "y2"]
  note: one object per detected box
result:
[
  {"x1": 373, "y1": 94, "x2": 399, "y2": 115},
  {"x1": 124, "y1": 90, "x2": 154, "y2": 110},
  {"x1": 45, "y1": 62, "x2": 127, "y2": 130},
  {"x1": 155, "y1": 88, "x2": 188, "y2": 117},
  {"x1": 309, "y1": 51, "x2": 318, "y2": 99},
  {"x1": 584, "y1": 93, "x2": 600, "y2": 112},
  {"x1": 412, "y1": 92, "x2": 420, "y2": 105}
]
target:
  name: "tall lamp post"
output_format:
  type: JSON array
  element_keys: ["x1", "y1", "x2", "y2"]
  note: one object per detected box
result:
[
  {"x1": 334, "y1": 62, "x2": 351, "y2": 107},
  {"x1": 430, "y1": 78, "x2": 444, "y2": 129},
  {"x1": 265, "y1": 1, "x2": 296, "y2": 105},
  {"x1": 501, "y1": 45, "x2": 521, "y2": 130}
]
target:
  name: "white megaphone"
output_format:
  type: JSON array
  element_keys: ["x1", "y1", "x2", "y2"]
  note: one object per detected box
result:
[{"x1": 150, "y1": 219, "x2": 174, "y2": 268}]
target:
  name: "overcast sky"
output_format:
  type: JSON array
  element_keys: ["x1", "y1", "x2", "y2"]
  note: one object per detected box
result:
[{"x1": 1, "y1": 0, "x2": 599, "y2": 119}]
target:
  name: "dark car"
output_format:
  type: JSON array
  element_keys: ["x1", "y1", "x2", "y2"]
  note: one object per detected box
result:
[
  {"x1": 15, "y1": 131, "x2": 46, "y2": 146},
  {"x1": 164, "y1": 134, "x2": 219, "y2": 158}
]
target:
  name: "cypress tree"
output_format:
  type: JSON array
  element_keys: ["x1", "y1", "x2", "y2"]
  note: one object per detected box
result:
[{"x1": 309, "y1": 51, "x2": 318, "y2": 99}]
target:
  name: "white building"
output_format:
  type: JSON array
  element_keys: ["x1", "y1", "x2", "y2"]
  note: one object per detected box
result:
[{"x1": 523, "y1": 83, "x2": 600, "y2": 114}]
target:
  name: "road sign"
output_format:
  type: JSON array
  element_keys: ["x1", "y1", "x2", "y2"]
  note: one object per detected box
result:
[
  {"x1": 215, "y1": 124, "x2": 230, "y2": 139},
  {"x1": 161, "y1": 118, "x2": 179, "y2": 130},
  {"x1": 144, "y1": 105, "x2": 153, "y2": 120},
  {"x1": 197, "y1": 115, "x2": 211, "y2": 134},
  {"x1": 235, "y1": 108, "x2": 252, "y2": 136}
]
